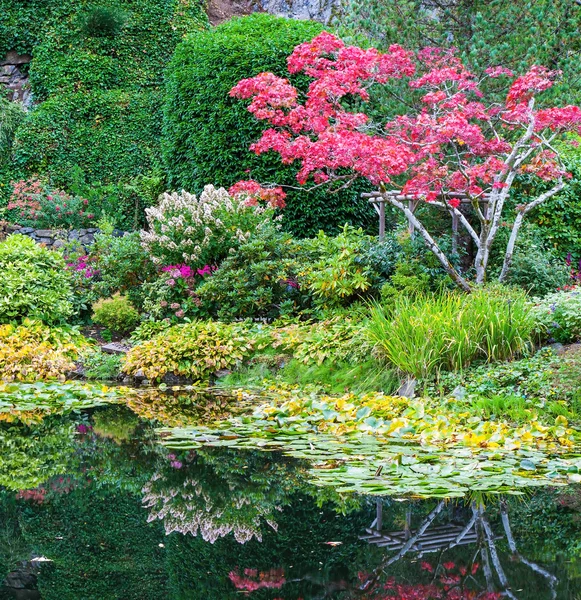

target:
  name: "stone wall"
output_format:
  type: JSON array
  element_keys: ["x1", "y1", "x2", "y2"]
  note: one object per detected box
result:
[
  {"x1": 5, "y1": 225, "x2": 126, "y2": 250},
  {"x1": 253, "y1": 0, "x2": 340, "y2": 23},
  {"x1": 0, "y1": 51, "x2": 32, "y2": 108}
]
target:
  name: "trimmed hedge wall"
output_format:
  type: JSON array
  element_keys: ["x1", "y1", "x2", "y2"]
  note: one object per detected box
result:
[
  {"x1": 163, "y1": 13, "x2": 375, "y2": 237},
  {"x1": 13, "y1": 89, "x2": 163, "y2": 188}
]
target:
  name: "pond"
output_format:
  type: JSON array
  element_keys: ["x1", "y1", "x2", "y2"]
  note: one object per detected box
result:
[{"x1": 1, "y1": 390, "x2": 581, "y2": 599}]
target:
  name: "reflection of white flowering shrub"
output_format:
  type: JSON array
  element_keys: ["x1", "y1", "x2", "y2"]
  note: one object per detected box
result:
[
  {"x1": 140, "y1": 185, "x2": 274, "y2": 268},
  {"x1": 142, "y1": 472, "x2": 280, "y2": 544}
]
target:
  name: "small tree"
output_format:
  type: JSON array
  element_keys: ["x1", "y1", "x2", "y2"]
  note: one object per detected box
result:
[{"x1": 230, "y1": 33, "x2": 581, "y2": 291}]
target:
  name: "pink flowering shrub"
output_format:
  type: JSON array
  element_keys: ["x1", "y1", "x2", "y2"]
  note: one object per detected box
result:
[
  {"x1": 4, "y1": 178, "x2": 96, "y2": 229},
  {"x1": 142, "y1": 263, "x2": 216, "y2": 323}
]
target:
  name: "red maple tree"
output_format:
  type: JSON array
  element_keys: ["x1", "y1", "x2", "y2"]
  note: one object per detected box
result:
[{"x1": 230, "y1": 32, "x2": 581, "y2": 290}]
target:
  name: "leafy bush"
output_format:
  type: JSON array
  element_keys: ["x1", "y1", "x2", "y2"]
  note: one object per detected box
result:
[
  {"x1": 130, "y1": 320, "x2": 172, "y2": 342},
  {"x1": 141, "y1": 185, "x2": 275, "y2": 268},
  {"x1": 298, "y1": 226, "x2": 376, "y2": 310},
  {"x1": 79, "y1": 5, "x2": 127, "y2": 38},
  {"x1": 90, "y1": 231, "x2": 156, "y2": 308},
  {"x1": 272, "y1": 318, "x2": 372, "y2": 366},
  {"x1": 123, "y1": 321, "x2": 257, "y2": 381},
  {"x1": 92, "y1": 294, "x2": 140, "y2": 335},
  {"x1": 0, "y1": 320, "x2": 88, "y2": 381},
  {"x1": 368, "y1": 287, "x2": 535, "y2": 379},
  {"x1": 3, "y1": 178, "x2": 97, "y2": 229},
  {"x1": 82, "y1": 350, "x2": 123, "y2": 381},
  {"x1": 0, "y1": 235, "x2": 74, "y2": 324},
  {"x1": 196, "y1": 226, "x2": 308, "y2": 321},
  {"x1": 489, "y1": 223, "x2": 570, "y2": 296},
  {"x1": 531, "y1": 286, "x2": 581, "y2": 343},
  {"x1": 163, "y1": 13, "x2": 375, "y2": 237}
]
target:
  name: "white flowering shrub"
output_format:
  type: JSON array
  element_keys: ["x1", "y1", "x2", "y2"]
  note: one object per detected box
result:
[{"x1": 141, "y1": 185, "x2": 275, "y2": 267}]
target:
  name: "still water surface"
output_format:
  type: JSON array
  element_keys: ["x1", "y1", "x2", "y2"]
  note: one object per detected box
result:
[{"x1": 1, "y1": 402, "x2": 580, "y2": 599}]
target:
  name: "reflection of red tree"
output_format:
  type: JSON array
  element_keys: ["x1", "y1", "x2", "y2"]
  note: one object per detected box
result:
[
  {"x1": 229, "y1": 568, "x2": 286, "y2": 591},
  {"x1": 15, "y1": 476, "x2": 77, "y2": 505},
  {"x1": 229, "y1": 561, "x2": 501, "y2": 599}
]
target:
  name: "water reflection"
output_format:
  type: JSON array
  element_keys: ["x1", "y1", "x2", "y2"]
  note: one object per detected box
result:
[{"x1": 0, "y1": 407, "x2": 579, "y2": 599}]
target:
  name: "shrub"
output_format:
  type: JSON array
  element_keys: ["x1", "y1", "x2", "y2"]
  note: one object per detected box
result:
[
  {"x1": 123, "y1": 321, "x2": 256, "y2": 381},
  {"x1": 90, "y1": 231, "x2": 156, "y2": 308},
  {"x1": 0, "y1": 320, "x2": 88, "y2": 381},
  {"x1": 272, "y1": 318, "x2": 372, "y2": 366},
  {"x1": 79, "y1": 5, "x2": 127, "y2": 38},
  {"x1": 82, "y1": 350, "x2": 123, "y2": 381},
  {"x1": 196, "y1": 226, "x2": 308, "y2": 321},
  {"x1": 130, "y1": 320, "x2": 172, "y2": 342},
  {"x1": 141, "y1": 185, "x2": 274, "y2": 268},
  {"x1": 298, "y1": 226, "x2": 376, "y2": 310},
  {"x1": 3, "y1": 178, "x2": 96, "y2": 229},
  {"x1": 0, "y1": 235, "x2": 74, "y2": 324},
  {"x1": 162, "y1": 13, "x2": 374, "y2": 237},
  {"x1": 367, "y1": 287, "x2": 535, "y2": 379},
  {"x1": 489, "y1": 223, "x2": 570, "y2": 296},
  {"x1": 531, "y1": 286, "x2": 581, "y2": 343},
  {"x1": 92, "y1": 294, "x2": 140, "y2": 335}
]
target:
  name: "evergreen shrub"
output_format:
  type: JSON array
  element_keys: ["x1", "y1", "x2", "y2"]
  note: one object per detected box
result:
[{"x1": 163, "y1": 13, "x2": 375, "y2": 237}]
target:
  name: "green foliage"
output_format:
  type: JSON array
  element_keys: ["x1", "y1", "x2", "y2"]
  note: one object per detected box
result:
[
  {"x1": 196, "y1": 226, "x2": 308, "y2": 320},
  {"x1": 130, "y1": 320, "x2": 172, "y2": 342},
  {"x1": 82, "y1": 350, "x2": 123, "y2": 381},
  {"x1": 534, "y1": 154, "x2": 581, "y2": 261},
  {"x1": 3, "y1": 0, "x2": 208, "y2": 208},
  {"x1": 368, "y1": 287, "x2": 536, "y2": 379},
  {"x1": 78, "y1": 4, "x2": 127, "y2": 38},
  {"x1": 489, "y1": 223, "x2": 570, "y2": 296},
  {"x1": 163, "y1": 13, "x2": 375, "y2": 237},
  {"x1": 531, "y1": 286, "x2": 581, "y2": 343},
  {"x1": 0, "y1": 96, "x2": 25, "y2": 166},
  {"x1": 338, "y1": 0, "x2": 581, "y2": 106},
  {"x1": 272, "y1": 318, "x2": 372, "y2": 366},
  {"x1": 12, "y1": 89, "x2": 164, "y2": 192},
  {"x1": 92, "y1": 294, "x2": 140, "y2": 335},
  {"x1": 90, "y1": 231, "x2": 156, "y2": 308},
  {"x1": 298, "y1": 226, "x2": 376, "y2": 309},
  {"x1": 0, "y1": 235, "x2": 74, "y2": 324},
  {"x1": 431, "y1": 348, "x2": 565, "y2": 402},
  {"x1": 123, "y1": 321, "x2": 258, "y2": 381},
  {"x1": 0, "y1": 321, "x2": 88, "y2": 382}
]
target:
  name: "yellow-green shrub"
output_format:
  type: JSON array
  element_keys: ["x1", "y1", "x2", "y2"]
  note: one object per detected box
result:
[
  {"x1": 92, "y1": 294, "x2": 140, "y2": 335},
  {"x1": 0, "y1": 320, "x2": 89, "y2": 381},
  {"x1": 123, "y1": 321, "x2": 256, "y2": 381}
]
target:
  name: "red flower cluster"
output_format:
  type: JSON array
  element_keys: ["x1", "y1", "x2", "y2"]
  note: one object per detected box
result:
[{"x1": 229, "y1": 179, "x2": 287, "y2": 209}]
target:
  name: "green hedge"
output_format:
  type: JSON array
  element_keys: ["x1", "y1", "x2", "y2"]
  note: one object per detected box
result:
[
  {"x1": 163, "y1": 13, "x2": 375, "y2": 237},
  {"x1": 12, "y1": 89, "x2": 164, "y2": 188}
]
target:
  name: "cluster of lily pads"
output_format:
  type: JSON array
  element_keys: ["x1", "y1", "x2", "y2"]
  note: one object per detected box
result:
[
  {"x1": 0, "y1": 381, "x2": 124, "y2": 424},
  {"x1": 157, "y1": 387, "x2": 581, "y2": 499}
]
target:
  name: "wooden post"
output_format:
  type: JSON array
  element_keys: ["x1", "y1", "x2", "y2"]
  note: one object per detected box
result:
[
  {"x1": 452, "y1": 211, "x2": 459, "y2": 255},
  {"x1": 376, "y1": 499, "x2": 383, "y2": 532},
  {"x1": 408, "y1": 199, "x2": 415, "y2": 236},
  {"x1": 379, "y1": 199, "x2": 385, "y2": 241}
]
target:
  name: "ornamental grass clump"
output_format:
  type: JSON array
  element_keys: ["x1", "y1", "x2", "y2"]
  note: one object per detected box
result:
[
  {"x1": 140, "y1": 185, "x2": 275, "y2": 269},
  {"x1": 367, "y1": 288, "x2": 535, "y2": 379}
]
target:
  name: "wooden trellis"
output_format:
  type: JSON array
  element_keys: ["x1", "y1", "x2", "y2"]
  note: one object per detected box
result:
[{"x1": 362, "y1": 190, "x2": 491, "y2": 252}]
